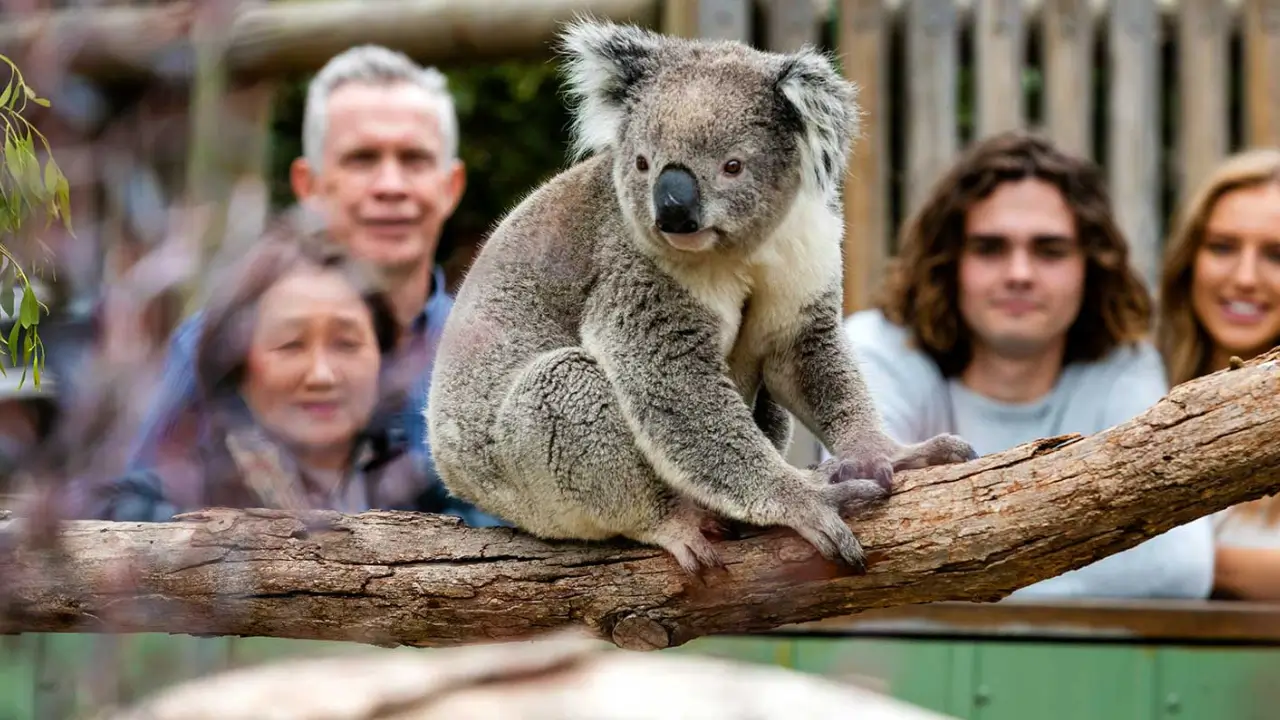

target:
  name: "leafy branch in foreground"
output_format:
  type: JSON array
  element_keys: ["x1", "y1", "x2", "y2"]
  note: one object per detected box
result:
[{"x1": 0, "y1": 52, "x2": 71, "y2": 390}]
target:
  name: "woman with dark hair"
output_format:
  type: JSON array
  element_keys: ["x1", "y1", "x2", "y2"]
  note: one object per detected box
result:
[{"x1": 93, "y1": 209, "x2": 441, "y2": 520}]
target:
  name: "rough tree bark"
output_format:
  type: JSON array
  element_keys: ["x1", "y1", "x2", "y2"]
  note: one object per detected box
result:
[{"x1": 2, "y1": 349, "x2": 1279, "y2": 651}]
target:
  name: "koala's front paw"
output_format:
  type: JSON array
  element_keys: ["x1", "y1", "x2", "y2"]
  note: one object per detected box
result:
[
  {"x1": 835, "y1": 452, "x2": 894, "y2": 492},
  {"x1": 893, "y1": 433, "x2": 979, "y2": 471},
  {"x1": 782, "y1": 465, "x2": 893, "y2": 573},
  {"x1": 812, "y1": 458, "x2": 893, "y2": 511}
]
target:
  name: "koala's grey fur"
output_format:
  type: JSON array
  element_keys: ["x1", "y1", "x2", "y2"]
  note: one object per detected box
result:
[{"x1": 427, "y1": 19, "x2": 977, "y2": 576}]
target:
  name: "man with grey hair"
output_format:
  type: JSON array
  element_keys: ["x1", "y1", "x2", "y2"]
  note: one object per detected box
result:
[{"x1": 124, "y1": 45, "x2": 504, "y2": 526}]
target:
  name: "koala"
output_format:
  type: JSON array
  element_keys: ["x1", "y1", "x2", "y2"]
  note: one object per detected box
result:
[{"x1": 426, "y1": 19, "x2": 977, "y2": 577}]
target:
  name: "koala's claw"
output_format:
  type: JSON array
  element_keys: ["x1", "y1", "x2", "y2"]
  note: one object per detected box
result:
[
  {"x1": 659, "y1": 534, "x2": 725, "y2": 580},
  {"x1": 643, "y1": 503, "x2": 727, "y2": 580},
  {"x1": 791, "y1": 510, "x2": 868, "y2": 573},
  {"x1": 893, "y1": 433, "x2": 979, "y2": 471}
]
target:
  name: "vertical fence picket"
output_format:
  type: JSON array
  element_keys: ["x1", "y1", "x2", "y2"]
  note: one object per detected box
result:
[
  {"x1": 1245, "y1": 0, "x2": 1280, "y2": 147},
  {"x1": 1107, "y1": 0, "x2": 1162, "y2": 289},
  {"x1": 1176, "y1": 0, "x2": 1231, "y2": 210},
  {"x1": 975, "y1": 0, "x2": 1026, "y2": 138},
  {"x1": 905, "y1": 0, "x2": 960, "y2": 213},
  {"x1": 1041, "y1": 0, "x2": 1094, "y2": 157},
  {"x1": 839, "y1": 0, "x2": 891, "y2": 317}
]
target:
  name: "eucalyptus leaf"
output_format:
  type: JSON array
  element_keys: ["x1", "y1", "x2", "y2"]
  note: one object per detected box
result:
[
  {"x1": 7, "y1": 321, "x2": 20, "y2": 360},
  {"x1": 0, "y1": 271, "x2": 14, "y2": 317},
  {"x1": 56, "y1": 176, "x2": 72, "y2": 233},
  {"x1": 43, "y1": 160, "x2": 59, "y2": 199},
  {"x1": 0, "y1": 52, "x2": 64, "y2": 384},
  {"x1": 3, "y1": 135, "x2": 22, "y2": 183},
  {"x1": 18, "y1": 281, "x2": 38, "y2": 327}
]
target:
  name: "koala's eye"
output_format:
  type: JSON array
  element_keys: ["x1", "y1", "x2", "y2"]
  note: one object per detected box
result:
[
  {"x1": 723, "y1": 159, "x2": 743, "y2": 176},
  {"x1": 635, "y1": 155, "x2": 649, "y2": 172}
]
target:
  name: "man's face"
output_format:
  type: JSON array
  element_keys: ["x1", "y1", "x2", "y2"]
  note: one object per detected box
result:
[
  {"x1": 291, "y1": 81, "x2": 465, "y2": 277},
  {"x1": 956, "y1": 178, "x2": 1087, "y2": 359}
]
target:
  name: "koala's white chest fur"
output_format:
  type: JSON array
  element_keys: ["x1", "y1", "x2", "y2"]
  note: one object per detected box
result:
[{"x1": 663, "y1": 188, "x2": 843, "y2": 361}]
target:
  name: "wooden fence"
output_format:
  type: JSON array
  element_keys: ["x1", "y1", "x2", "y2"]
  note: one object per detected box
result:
[{"x1": 693, "y1": 0, "x2": 1280, "y2": 317}]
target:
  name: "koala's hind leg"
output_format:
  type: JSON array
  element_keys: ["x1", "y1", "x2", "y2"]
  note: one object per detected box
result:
[{"x1": 494, "y1": 347, "x2": 724, "y2": 577}]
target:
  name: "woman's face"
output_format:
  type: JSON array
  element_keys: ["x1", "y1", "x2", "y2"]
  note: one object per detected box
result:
[
  {"x1": 240, "y1": 265, "x2": 383, "y2": 463},
  {"x1": 1190, "y1": 182, "x2": 1280, "y2": 364}
]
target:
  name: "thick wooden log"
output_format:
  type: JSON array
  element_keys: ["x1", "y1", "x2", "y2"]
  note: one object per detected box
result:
[
  {"x1": 3, "y1": 348, "x2": 1280, "y2": 651},
  {"x1": 0, "y1": 0, "x2": 662, "y2": 83},
  {"x1": 0, "y1": 1, "x2": 1251, "y2": 84}
]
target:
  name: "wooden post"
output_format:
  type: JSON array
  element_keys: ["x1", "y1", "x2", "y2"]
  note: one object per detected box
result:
[
  {"x1": 974, "y1": 0, "x2": 1026, "y2": 139},
  {"x1": 1244, "y1": 0, "x2": 1280, "y2": 148},
  {"x1": 904, "y1": 0, "x2": 959, "y2": 214},
  {"x1": 838, "y1": 0, "x2": 889, "y2": 317},
  {"x1": 183, "y1": 1, "x2": 276, "y2": 313},
  {"x1": 1041, "y1": 0, "x2": 1094, "y2": 157},
  {"x1": 662, "y1": 0, "x2": 699, "y2": 37},
  {"x1": 1107, "y1": 0, "x2": 1161, "y2": 291},
  {"x1": 1176, "y1": 0, "x2": 1231, "y2": 208}
]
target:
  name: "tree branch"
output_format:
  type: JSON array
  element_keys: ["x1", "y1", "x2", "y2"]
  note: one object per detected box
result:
[{"x1": 3, "y1": 348, "x2": 1280, "y2": 651}]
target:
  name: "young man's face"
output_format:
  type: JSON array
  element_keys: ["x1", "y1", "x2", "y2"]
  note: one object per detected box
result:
[
  {"x1": 291, "y1": 81, "x2": 466, "y2": 280},
  {"x1": 956, "y1": 178, "x2": 1087, "y2": 360}
]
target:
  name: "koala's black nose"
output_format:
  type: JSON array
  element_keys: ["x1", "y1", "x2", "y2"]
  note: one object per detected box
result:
[{"x1": 653, "y1": 165, "x2": 701, "y2": 234}]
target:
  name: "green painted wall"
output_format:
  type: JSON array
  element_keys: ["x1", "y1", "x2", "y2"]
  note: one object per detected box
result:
[{"x1": 2, "y1": 633, "x2": 1277, "y2": 719}]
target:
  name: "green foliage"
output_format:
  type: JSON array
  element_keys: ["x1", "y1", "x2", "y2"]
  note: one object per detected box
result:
[
  {"x1": 0, "y1": 54, "x2": 70, "y2": 391},
  {"x1": 441, "y1": 60, "x2": 573, "y2": 250}
]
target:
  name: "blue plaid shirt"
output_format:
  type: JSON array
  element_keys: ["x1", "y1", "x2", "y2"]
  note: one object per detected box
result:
[{"x1": 125, "y1": 266, "x2": 505, "y2": 527}]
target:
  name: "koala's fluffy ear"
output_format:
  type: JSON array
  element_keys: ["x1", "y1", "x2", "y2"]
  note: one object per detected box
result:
[
  {"x1": 774, "y1": 48, "x2": 862, "y2": 198},
  {"x1": 557, "y1": 18, "x2": 664, "y2": 161}
]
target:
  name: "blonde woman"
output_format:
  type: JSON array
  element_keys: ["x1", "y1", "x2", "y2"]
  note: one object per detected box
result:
[{"x1": 1156, "y1": 147, "x2": 1280, "y2": 599}]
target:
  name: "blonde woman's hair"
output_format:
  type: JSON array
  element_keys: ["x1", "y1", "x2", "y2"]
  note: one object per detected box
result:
[
  {"x1": 1155, "y1": 148, "x2": 1280, "y2": 528},
  {"x1": 1155, "y1": 147, "x2": 1280, "y2": 387}
]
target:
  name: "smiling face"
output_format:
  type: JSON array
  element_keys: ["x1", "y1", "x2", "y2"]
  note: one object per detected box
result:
[
  {"x1": 956, "y1": 178, "x2": 1087, "y2": 359},
  {"x1": 1190, "y1": 182, "x2": 1280, "y2": 365},
  {"x1": 240, "y1": 265, "x2": 383, "y2": 466},
  {"x1": 291, "y1": 81, "x2": 465, "y2": 278}
]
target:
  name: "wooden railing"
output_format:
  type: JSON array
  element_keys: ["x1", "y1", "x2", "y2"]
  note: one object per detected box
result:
[{"x1": 778, "y1": 598, "x2": 1280, "y2": 646}]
